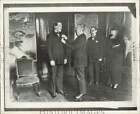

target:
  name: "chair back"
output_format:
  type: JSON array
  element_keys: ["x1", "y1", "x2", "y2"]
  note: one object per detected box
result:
[{"x1": 16, "y1": 58, "x2": 34, "y2": 78}]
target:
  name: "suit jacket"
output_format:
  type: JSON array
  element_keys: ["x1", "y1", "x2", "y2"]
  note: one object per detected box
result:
[
  {"x1": 87, "y1": 36, "x2": 103, "y2": 62},
  {"x1": 67, "y1": 34, "x2": 87, "y2": 68},
  {"x1": 47, "y1": 32, "x2": 66, "y2": 65}
]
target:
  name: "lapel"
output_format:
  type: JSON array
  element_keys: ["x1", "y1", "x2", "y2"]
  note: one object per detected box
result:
[{"x1": 53, "y1": 32, "x2": 62, "y2": 42}]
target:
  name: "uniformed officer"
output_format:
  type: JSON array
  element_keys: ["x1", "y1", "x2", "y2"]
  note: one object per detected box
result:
[{"x1": 87, "y1": 26, "x2": 103, "y2": 86}]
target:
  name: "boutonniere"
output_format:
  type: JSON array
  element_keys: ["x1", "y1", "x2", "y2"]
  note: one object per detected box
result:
[{"x1": 96, "y1": 40, "x2": 99, "y2": 43}]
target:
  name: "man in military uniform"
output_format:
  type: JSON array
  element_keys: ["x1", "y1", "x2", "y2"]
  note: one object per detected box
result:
[{"x1": 87, "y1": 26, "x2": 103, "y2": 86}]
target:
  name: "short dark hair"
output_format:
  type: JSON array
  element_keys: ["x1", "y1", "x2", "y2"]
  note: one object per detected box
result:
[
  {"x1": 77, "y1": 24, "x2": 85, "y2": 31},
  {"x1": 53, "y1": 22, "x2": 58, "y2": 27},
  {"x1": 53, "y1": 22, "x2": 62, "y2": 27}
]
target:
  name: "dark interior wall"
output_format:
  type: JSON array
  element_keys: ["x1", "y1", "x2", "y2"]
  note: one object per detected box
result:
[
  {"x1": 109, "y1": 12, "x2": 125, "y2": 27},
  {"x1": 74, "y1": 13, "x2": 98, "y2": 39},
  {"x1": 106, "y1": 12, "x2": 132, "y2": 37},
  {"x1": 37, "y1": 12, "x2": 106, "y2": 40},
  {"x1": 36, "y1": 13, "x2": 74, "y2": 40},
  {"x1": 35, "y1": 13, "x2": 75, "y2": 76},
  {"x1": 46, "y1": 13, "x2": 69, "y2": 36},
  {"x1": 35, "y1": 12, "x2": 132, "y2": 78},
  {"x1": 35, "y1": 12, "x2": 108, "y2": 78},
  {"x1": 35, "y1": 13, "x2": 75, "y2": 58},
  {"x1": 123, "y1": 12, "x2": 132, "y2": 40}
]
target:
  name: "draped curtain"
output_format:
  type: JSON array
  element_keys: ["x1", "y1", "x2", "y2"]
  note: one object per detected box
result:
[{"x1": 35, "y1": 15, "x2": 49, "y2": 78}]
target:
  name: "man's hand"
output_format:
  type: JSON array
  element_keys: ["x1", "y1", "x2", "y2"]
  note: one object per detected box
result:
[
  {"x1": 50, "y1": 60, "x2": 55, "y2": 66},
  {"x1": 61, "y1": 38, "x2": 66, "y2": 44},
  {"x1": 62, "y1": 34, "x2": 68, "y2": 40},
  {"x1": 61, "y1": 34, "x2": 68, "y2": 44},
  {"x1": 64, "y1": 59, "x2": 67, "y2": 64},
  {"x1": 99, "y1": 58, "x2": 102, "y2": 62},
  {"x1": 112, "y1": 44, "x2": 120, "y2": 48}
]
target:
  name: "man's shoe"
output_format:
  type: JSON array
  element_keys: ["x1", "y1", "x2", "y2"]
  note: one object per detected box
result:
[
  {"x1": 113, "y1": 84, "x2": 119, "y2": 89},
  {"x1": 51, "y1": 92, "x2": 57, "y2": 98},
  {"x1": 36, "y1": 91, "x2": 41, "y2": 97},
  {"x1": 75, "y1": 93, "x2": 86, "y2": 101},
  {"x1": 110, "y1": 83, "x2": 113, "y2": 88},
  {"x1": 57, "y1": 90, "x2": 65, "y2": 96}
]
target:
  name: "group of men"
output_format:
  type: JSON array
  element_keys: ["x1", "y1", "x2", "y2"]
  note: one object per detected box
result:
[
  {"x1": 47, "y1": 22, "x2": 104, "y2": 100},
  {"x1": 47, "y1": 22, "x2": 125, "y2": 100}
]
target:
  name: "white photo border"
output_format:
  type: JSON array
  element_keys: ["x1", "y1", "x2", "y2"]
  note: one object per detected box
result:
[{"x1": 0, "y1": 0, "x2": 139, "y2": 113}]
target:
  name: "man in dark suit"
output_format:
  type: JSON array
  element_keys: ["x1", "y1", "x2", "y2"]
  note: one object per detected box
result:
[
  {"x1": 87, "y1": 26, "x2": 103, "y2": 86},
  {"x1": 47, "y1": 22, "x2": 67, "y2": 97},
  {"x1": 61, "y1": 24, "x2": 87, "y2": 100}
]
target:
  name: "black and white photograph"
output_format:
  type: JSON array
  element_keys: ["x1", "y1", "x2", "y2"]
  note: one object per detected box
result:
[
  {"x1": 9, "y1": 12, "x2": 134, "y2": 102},
  {"x1": 0, "y1": 0, "x2": 140, "y2": 113}
]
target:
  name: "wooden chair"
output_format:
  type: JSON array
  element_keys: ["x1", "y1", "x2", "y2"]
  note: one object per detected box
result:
[{"x1": 15, "y1": 57, "x2": 41, "y2": 101}]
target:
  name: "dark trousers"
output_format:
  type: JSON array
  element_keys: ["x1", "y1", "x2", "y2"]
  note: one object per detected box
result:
[
  {"x1": 110, "y1": 60, "x2": 122, "y2": 85},
  {"x1": 51, "y1": 65, "x2": 63, "y2": 95},
  {"x1": 75, "y1": 67, "x2": 86, "y2": 94},
  {"x1": 106, "y1": 57, "x2": 123, "y2": 85},
  {"x1": 88, "y1": 61, "x2": 100, "y2": 84}
]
